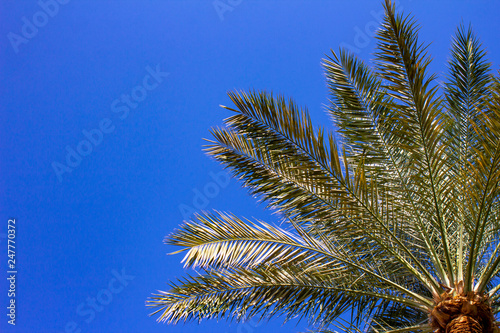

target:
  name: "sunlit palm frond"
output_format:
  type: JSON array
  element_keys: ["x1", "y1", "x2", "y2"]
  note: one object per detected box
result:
[
  {"x1": 322, "y1": 48, "x2": 446, "y2": 287},
  {"x1": 148, "y1": 261, "x2": 429, "y2": 326},
  {"x1": 375, "y1": 0, "x2": 453, "y2": 284}
]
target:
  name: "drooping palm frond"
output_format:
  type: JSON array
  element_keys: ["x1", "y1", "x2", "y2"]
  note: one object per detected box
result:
[
  {"x1": 150, "y1": 212, "x2": 431, "y2": 326},
  {"x1": 149, "y1": 0, "x2": 500, "y2": 332}
]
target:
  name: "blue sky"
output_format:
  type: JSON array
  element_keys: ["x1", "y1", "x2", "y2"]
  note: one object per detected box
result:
[{"x1": 1, "y1": 1, "x2": 499, "y2": 332}]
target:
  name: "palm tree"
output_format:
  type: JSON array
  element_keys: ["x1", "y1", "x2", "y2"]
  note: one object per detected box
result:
[{"x1": 148, "y1": 1, "x2": 500, "y2": 332}]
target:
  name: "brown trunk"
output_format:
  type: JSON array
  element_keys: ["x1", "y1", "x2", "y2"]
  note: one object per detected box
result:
[
  {"x1": 445, "y1": 315, "x2": 482, "y2": 333},
  {"x1": 430, "y1": 290, "x2": 496, "y2": 333}
]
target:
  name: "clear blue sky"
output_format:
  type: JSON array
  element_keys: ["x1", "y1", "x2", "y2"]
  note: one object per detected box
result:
[{"x1": 1, "y1": 1, "x2": 499, "y2": 332}]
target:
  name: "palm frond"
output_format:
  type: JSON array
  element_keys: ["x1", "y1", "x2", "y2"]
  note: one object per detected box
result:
[
  {"x1": 208, "y1": 91, "x2": 440, "y2": 294},
  {"x1": 374, "y1": 0, "x2": 453, "y2": 285},
  {"x1": 470, "y1": 75, "x2": 500, "y2": 292},
  {"x1": 443, "y1": 23, "x2": 493, "y2": 291},
  {"x1": 323, "y1": 48, "x2": 447, "y2": 288},
  {"x1": 148, "y1": 263, "x2": 428, "y2": 327},
  {"x1": 166, "y1": 211, "x2": 433, "y2": 309}
]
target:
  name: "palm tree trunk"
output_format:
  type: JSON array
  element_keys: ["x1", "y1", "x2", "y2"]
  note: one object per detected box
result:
[
  {"x1": 430, "y1": 291, "x2": 496, "y2": 333},
  {"x1": 445, "y1": 315, "x2": 482, "y2": 333}
]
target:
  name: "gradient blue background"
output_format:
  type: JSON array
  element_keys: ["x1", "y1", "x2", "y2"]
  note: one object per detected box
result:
[{"x1": 1, "y1": 1, "x2": 499, "y2": 332}]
